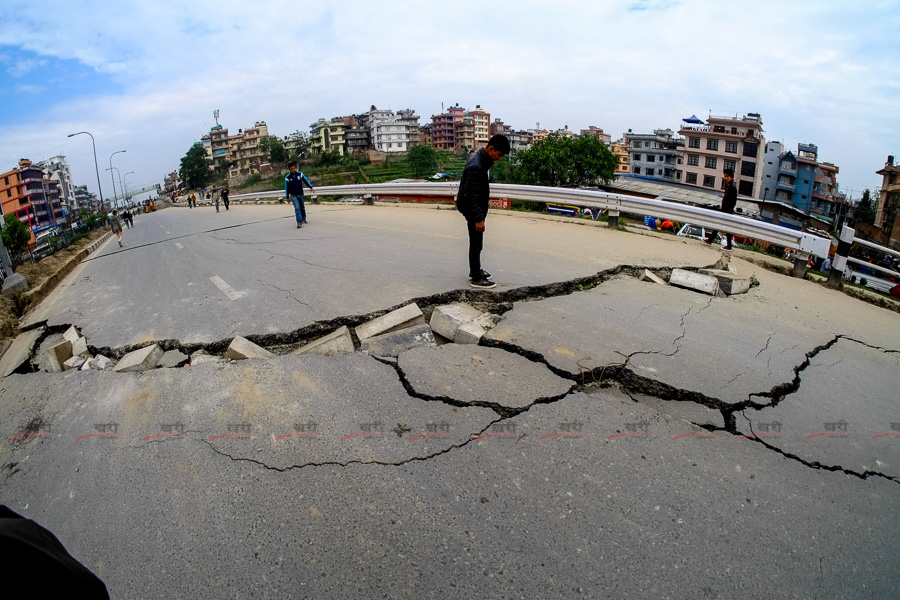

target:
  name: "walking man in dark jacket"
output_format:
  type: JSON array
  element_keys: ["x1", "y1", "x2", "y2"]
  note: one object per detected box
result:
[
  {"x1": 285, "y1": 162, "x2": 315, "y2": 228},
  {"x1": 704, "y1": 167, "x2": 738, "y2": 251},
  {"x1": 456, "y1": 134, "x2": 510, "y2": 288}
]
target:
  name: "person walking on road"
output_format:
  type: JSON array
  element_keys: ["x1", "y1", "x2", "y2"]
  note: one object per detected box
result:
[
  {"x1": 704, "y1": 167, "x2": 737, "y2": 251},
  {"x1": 221, "y1": 187, "x2": 230, "y2": 211},
  {"x1": 109, "y1": 210, "x2": 125, "y2": 247},
  {"x1": 455, "y1": 134, "x2": 510, "y2": 289},
  {"x1": 285, "y1": 162, "x2": 315, "y2": 228},
  {"x1": 214, "y1": 189, "x2": 220, "y2": 213}
]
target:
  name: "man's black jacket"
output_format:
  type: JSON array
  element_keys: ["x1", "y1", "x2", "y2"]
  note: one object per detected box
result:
[
  {"x1": 456, "y1": 149, "x2": 495, "y2": 223},
  {"x1": 721, "y1": 182, "x2": 737, "y2": 214}
]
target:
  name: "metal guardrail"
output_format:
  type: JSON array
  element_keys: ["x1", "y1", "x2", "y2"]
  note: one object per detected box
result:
[{"x1": 232, "y1": 182, "x2": 833, "y2": 258}]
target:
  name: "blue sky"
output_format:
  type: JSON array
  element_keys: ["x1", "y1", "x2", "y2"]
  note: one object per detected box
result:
[{"x1": 0, "y1": 0, "x2": 898, "y2": 200}]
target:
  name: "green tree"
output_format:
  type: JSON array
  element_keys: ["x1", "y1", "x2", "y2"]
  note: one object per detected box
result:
[
  {"x1": 513, "y1": 133, "x2": 618, "y2": 187},
  {"x1": 2, "y1": 214, "x2": 32, "y2": 258},
  {"x1": 316, "y1": 149, "x2": 342, "y2": 167},
  {"x1": 284, "y1": 131, "x2": 311, "y2": 161},
  {"x1": 258, "y1": 136, "x2": 288, "y2": 164},
  {"x1": 406, "y1": 145, "x2": 439, "y2": 177},
  {"x1": 179, "y1": 142, "x2": 212, "y2": 189},
  {"x1": 854, "y1": 188, "x2": 876, "y2": 226}
]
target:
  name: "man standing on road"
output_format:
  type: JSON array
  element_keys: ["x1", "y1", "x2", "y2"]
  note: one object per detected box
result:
[
  {"x1": 704, "y1": 167, "x2": 737, "y2": 251},
  {"x1": 285, "y1": 162, "x2": 315, "y2": 228},
  {"x1": 109, "y1": 210, "x2": 124, "y2": 248},
  {"x1": 456, "y1": 134, "x2": 510, "y2": 289},
  {"x1": 221, "y1": 186, "x2": 230, "y2": 211}
]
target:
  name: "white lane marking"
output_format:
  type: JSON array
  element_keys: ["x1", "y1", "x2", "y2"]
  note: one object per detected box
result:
[
  {"x1": 209, "y1": 276, "x2": 245, "y2": 300},
  {"x1": 175, "y1": 242, "x2": 184, "y2": 249}
]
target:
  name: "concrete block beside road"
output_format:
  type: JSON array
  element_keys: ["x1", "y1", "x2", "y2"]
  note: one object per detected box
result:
[
  {"x1": 1, "y1": 273, "x2": 28, "y2": 295},
  {"x1": 455, "y1": 313, "x2": 499, "y2": 345},
  {"x1": 291, "y1": 326, "x2": 354, "y2": 357},
  {"x1": 0, "y1": 327, "x2": 44, "y2": 377},
  {"x1": 641, "y1": 269, "x2": 668, "y2": 285},
  {"x1": 159, "y1": 350, "x2": 189, "y2": 368},
  {"x1": 669, "y1": 269, "x2": 720, "y2": 296},
  {"x1": 91, "y1": 355, "x2": 115, "y2": 370},
  {"x1": 63, "y1": 355, "x2": 86, "y2": 371},
  {"x1": 355, "y1": 303, "x2": 424, "y2": 341},
  {"x1": 113, "y1": 344, "x2": 164, "y2": 372},
  {"x1": 225, "y1": 336, "x2": 275, "y2": 360},
  {"x1": 430, "y1": 303, "x2": 483, "y2": 340},
  {"x1": 699, "y1": 269, "x2": 751, "y2": 295},
  {"x1": 45, "y1": 339, "x2": 73, "y2": 373},
  {"x1": 190, "y1": 350, "x2": 222, "y2": 366},
  {"x1": 71, "y1": 336, "x2": 90, "y2": 359},
  {"x1": 63, "y1": 325, "x2": 81, "y2": 344},
  {"x1": 360, "y1": 323, "x2": 436, "y2": 358}
]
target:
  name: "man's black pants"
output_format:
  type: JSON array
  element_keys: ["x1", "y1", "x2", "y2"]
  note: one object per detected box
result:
[{"x1": 466, "y1": 219, "x2": 484, "y2": 278}]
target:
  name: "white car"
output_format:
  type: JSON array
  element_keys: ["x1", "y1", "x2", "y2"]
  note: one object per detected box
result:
[{"x1": 676, "y1": 224, "x2": 726, "y2": 245}]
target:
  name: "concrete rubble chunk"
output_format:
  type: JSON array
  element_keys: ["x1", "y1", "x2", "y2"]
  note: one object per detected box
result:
[
  {"x1": 190, "y1": 350, "x2": 222, "y2": 366},
  {"x1": 699, "y1": 269, "x2": 751, "y2": 295},
  {"x1": 45, "y1": 339, "x2": 73, "y2": 373},
  {"x1": 63, "y1": 326, "x2": 81, "y2": 344},
  {"x1": 0, "y1": 327, "x2": 44, "y2": 378},
  {"x1": 112, "y1": 344, "x2": 164, "y2": 372},
  {"x1": 224, "y1": 336, "x2": 275, "y2": 360},
  {"x1": 455, "y1": 313, "x2": 499, "y2": 345},
  {"x1": 641, "y1": 269, "x2": 667, "y2": 285},
  {"x1": 80, "y1": 358, "x2": 94, "y2": 370},
  {"x1": 1, "y1": 273, "x2": 28, "y2": 295},
  {"x1": 669, "y1": 269, "x2": 720, "y2": 296},
  {"x1": 291, "y1": 326, "x2": 354, "y2": 357},
  {"x1": 91, "y1": 355, "x2": 115, "y2": 370},
  {"x1": 355, "y1": 303, "x2": 424, "y2": 341},
  {"x1": 71, "y1": 336, "x2": 90, "y2": 359},
  {"x1": 359, "y1": 323, "x2": 436, "y2": 358},
  {"x1": 63, "y1": 355, "x2": 86, "y2": 371},
  {"x1": 159, "y1": 350, "x2": 189, "y2": 368},
  {"x1": 430, "y1": 303, "x2": 484, "y2": 340}
]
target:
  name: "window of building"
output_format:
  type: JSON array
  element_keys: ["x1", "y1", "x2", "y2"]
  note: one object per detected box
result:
[
  {"x1": 724, "y1": 160, "x2": 736, "y2": 171},
  {"x1": 743, "y1": 142, "x2": 758, "y2": 158},
  {"x1": 781, "y1": 161, "x2": 795, "y2": 171},
  {"x1": 725, "y1": 141, "x2": 738, "y2": 153},
  {"x1": 731, "y1": 127, "x2": 738, "y2": 134},
  {"x1": 686, "y1": 172, "x2": 697, "y2": 184},
  {"x1": 705, "y1": 157, "x2": 717, "y2": 169},
  {"x1": 633, "y1": 154, "x2": 642, "y2": 162},
  {"x1": 707, "y1": 139, "x2": 719, "y2": 151},
  {"x1": 689, "y1": 137, "x2": 700, "y2": 148},
  {"x1": 688, "y1": 155, "x2": 699, "y2": 166},
  {"x1": 741, "y1": 162, "x2": 756, "y2": 177},
  {"x1": 647, "y1": 155, "x2": 655, "y2": 162},
  {"x1": 739, "y1": 181, "x2": 754, "y2": 195},
  {"x1": 713, "y1": 126, "x2": 726, "y2": 133},
  {"x1": 703, "y1": 175, "x2": 716, "y2": 187},
  {"x1": 5, "y1": 190, "x2": 10, "y2": 198},
  {"x1": 633, "y1": 167, "x2": 641, "y2": 175}
]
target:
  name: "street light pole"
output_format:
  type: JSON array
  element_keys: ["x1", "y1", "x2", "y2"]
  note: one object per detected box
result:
[
  {"x1": 67, "y1": 131, "x2": 104, "y2": 212},
  {"x1": 123, "y1": 172, "x2": 135, "y2": 207},
  {"x1": 105, "y1": 167, "x2": 121, "y2": 209},
  {"x1": 109, "y1": 150, "x2": 126, "y2": 209}
]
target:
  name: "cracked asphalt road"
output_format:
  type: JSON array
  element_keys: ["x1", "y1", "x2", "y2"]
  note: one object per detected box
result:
[{"x1": 2, "y1": 203, "x2": 899, "y2": 599}]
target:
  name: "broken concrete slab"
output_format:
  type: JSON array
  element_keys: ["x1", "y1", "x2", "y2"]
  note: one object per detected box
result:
[
  {"x1": 641, "y1": 269, "x2": 667, "y2": 285},
  {"x1": 355, "y1": 303, "x2": 424, "y2": 341},
  {"x1": 159, "y1": 350, "x2": 189, "y2": 368},
  {"x1": 399, "y1": 344, "x2": 573, "y2": 409},
  {"x1": 62, "y1": 326, "x2": 81, "y2": 344},
  {"x1": 224, "y1": 336, "x2": 275, "y2": 360},
  {"x1": 700, "y1": 269, "x2": 751, "y2": 295},
  {"x1": 91, "y1": 355, "x2": 115, "y2": 370},
  {"x1": 628, "y1": 392, "x2": 725, "y2": 429},
  {"x1": 112, "y1": 344, "x2": 164, "y2": 373},
  {"x1": 455, "y1": 313, "x2": 499, "y2": 345},
  {"x1": 71, "y1": 336, "x2": 90, "y2": 359},
  {"x1": 1, "y1": 273, "x2": 28, "y2": 295},
  {"x1": 45, "y1": 339, "x2": 73, "y2": 373},
  {"x1": 669, "y1": 269, "x2": 720, "y2": 296},
  {"x1": 291, "y1": 326, "x2": 354, "y2": 357},
  {"x1": 0, "y1": 327, "x2": 44, "y2": 377},
  {"x1": 429, "y1": 303, "x2": 483, "y2": 340},
  {"x1": 360, "y1": 323, "x2": 436, "y2": 358},
  {"x1": 190, "y1": 350, "x2": 221, "y2": 366},
  {"x1": 63, "y1": 355, "x2": 86, "y2": 371}
]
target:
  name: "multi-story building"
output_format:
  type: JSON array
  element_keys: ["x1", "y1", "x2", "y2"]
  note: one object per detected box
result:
[
  {"x1": 531, "y1": 129, "x2": 550, "y2": 144},
  {"x1": 580, "y1": 126, "x2": 612, "y2": 145},
  {"x1": 201, "y1": 125, "x2": 231, "y2": 172},
  {"x1": 0, "y1": 159, "x2": 67, "y2": 243},
  {"x1": 420, "y1": 123, "x2": 432, "y2": 148},
  {"x1": 73, "y1": 185, "x2": 94, "y2": 212},
  {"x1": 491, "y1": 118, "x2": 512, "y2": 137},
  {"x1": 875, "y1": 155, "x2": 900, "y2": 248},
  {"x1": 367, "y1": 107, "x2": 420, "y2": 153},
  {"x1": 309, "y1": 117, "x2": 350, "y2": 156},
  {"x1": 679, "y1": 112, "x2": 764, "y2": 196},
  {"x1": 431, "y1": 104, "x2": 465, "y2": 151},
  {"x1": 470, "y1": 106, "x2": 490, "y2": 149},
  {"x1": 507, "y1": 130, "x2": 533, "y2": 153},
  {"x1": 344, "y1": 115, "x2": 370, "y2": 156},
  {"x1": 626, "y1": 129, "x2": 682, "y2": 181},
  {"x1": 759, "y1": 141, "x2": 785, "y2": 201},
  {"x1": 767, "y1": 143, "x2": 843, "y2": 223},
  {"x1": 456, "y1": 114, "x2": 476, "y2": 152},
  {"x1": 36, "y1": 156, "x2": 76, "y2": 215},
  {"x1": 610, "y1": 139, "x2": 630, "y2": 174}
]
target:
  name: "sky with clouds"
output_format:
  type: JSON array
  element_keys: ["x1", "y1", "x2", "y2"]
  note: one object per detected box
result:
[{"x1": 1, "y1": 0, "x2": 898, "y2": 201}]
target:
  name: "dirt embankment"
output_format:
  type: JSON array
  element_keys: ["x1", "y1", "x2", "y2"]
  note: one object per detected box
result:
[{"x1": 0, "y1": 228, "x2": 108, "y2": 340}]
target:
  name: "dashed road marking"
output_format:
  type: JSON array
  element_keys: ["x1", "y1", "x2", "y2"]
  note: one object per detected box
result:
[
  {"x1": 209, "y1": 275, "x2": 245, "y2": 300},
  {"x1": 175, "y1": 242, "x2": 184, "y2": 249}
]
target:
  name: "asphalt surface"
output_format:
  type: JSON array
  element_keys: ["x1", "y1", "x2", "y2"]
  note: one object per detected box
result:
[{"x1": 2, "y1": 203, "x2": 899, "y2": 599}]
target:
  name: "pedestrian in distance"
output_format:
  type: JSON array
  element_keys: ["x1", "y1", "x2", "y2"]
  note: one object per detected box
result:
[
  {"x1": 455, "y1": 134, "x2": 510, "y2": 289},
  {"x1": 221, "y1": 187, "x2": 230, "y2": 211},
  {"x1": 214, "y1": 189, "x2": 220, "y2": 213},
  {"x1": 121, "y1": 209, "x2": 131, "y2": 229},
  {"x1": 109, "y1": 210, "x2": 124, "y2": 247},
  {"x1": 285, "y1": 161, "x2": 315, "y2": 228},
  {"x1": 704, "y1": 168, "x2": 737, "y2": 251}
]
